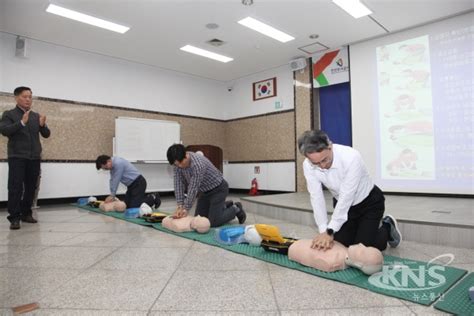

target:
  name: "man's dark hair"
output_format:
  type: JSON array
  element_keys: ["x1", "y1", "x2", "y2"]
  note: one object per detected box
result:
[
  {"x1": 167, "y1": 144, "x2": 186, "y2": 165},
  {"x1": 95, "y1": 155, "x2": 111, "y2": 170},
  {"x1": 14, "y1": 86, "x2": 32, "y2": 96},
  {"x1": 297, "y1": 130, "x2": 331, "y2": 156}
]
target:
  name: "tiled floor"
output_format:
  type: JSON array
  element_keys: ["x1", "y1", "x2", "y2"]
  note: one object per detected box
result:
[{"x1": 0, "y1": 195, "x2": 472, "y2": 315}]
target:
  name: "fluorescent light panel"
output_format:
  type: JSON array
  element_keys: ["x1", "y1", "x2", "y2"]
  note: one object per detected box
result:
[
  {"x1": 180, "y1": 45, "x2": 233, "y2": 63},
  {"x1": 46, "y1": 4, "x2": 130, "y2": 34},
  {"x1": 238, "y1": 17, "x2": 294, "y2": 43},
  {"x1": 332, "y1": 0, "x2": 372, "y2": 19}
]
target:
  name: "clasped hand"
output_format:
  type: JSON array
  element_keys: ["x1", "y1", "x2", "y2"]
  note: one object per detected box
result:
[
  {"x1": 311, "y1": 232, "x2": 334, "y2": 251},
  {"x1": 105, "y1": 195, "x2": 116, "y2": 203},
  {"x1": 21, "y1": 111, "x2": 46, "y2": 127},
  {"x1": 173, "y1": 206, "x2": 188, "y2": 218}
]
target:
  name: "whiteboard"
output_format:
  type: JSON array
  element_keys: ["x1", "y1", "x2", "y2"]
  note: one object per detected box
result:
[{"x1": 115, "y1": 117, "x2": 180, "y2": 162}]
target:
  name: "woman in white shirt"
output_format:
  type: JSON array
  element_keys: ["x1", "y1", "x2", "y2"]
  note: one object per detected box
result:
[{"x1": 298, "y1": 130, "x2": 402, "y2": 252}]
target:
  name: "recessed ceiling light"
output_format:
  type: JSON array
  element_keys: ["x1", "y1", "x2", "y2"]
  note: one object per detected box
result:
[
  {"x1": 332, "y1": 0, "x2": 372, "y2": 19},
  {"x1": 238, "y1": 17, "x2": 294, "y2": 43},
  {"x1": 180, "y1": 45, "x2": 233, "y2": 63},
  {"x1": 46, "y1": 4, "x2": 130, "y2": 34}
]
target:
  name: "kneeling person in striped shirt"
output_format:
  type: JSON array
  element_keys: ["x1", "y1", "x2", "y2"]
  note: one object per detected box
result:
[{"x1": 167, "y1": 144, "x2": 246, "y2": 227}]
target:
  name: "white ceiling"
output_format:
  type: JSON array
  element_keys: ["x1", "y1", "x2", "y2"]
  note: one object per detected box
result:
[{"x1": 1, "y1": 0, "x2": 472, "y2": 82}]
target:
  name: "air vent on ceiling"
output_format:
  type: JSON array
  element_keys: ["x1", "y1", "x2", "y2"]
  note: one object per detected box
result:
[
  {"x1": 207, "y1": 38, "x2": 226, "y2": 47},
  {"x1": 298, "y1": 42, "x2": 329, "y2": 54}
]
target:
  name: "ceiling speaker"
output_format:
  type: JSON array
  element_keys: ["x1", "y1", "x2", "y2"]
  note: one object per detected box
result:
[
  {"x1": 15, "y1": 36, "x2": 28, "y2": 58},
  {"x1": 289, "y1": 58, "x2": 307, "y2": 71}
]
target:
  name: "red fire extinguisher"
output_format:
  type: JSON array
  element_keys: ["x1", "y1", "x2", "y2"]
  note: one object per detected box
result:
[{"x1": 249, "y1": 178, "x2": 259, "y2": 196}]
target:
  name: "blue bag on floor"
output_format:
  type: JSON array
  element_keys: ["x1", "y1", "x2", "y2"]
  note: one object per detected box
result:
[
  {"x1": 124, "y1": 208, "x2": 140, "y2": 218},
  {"x1": 214, "y1": 226, "x2": 246, "y2": 245},
  {"x1": 77, "y1": 197, "x2": 89, "y2": 206}
]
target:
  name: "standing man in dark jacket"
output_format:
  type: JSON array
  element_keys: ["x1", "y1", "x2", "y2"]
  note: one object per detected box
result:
[{"x1": 0, "y1": 87, "x2": 51, "y2": 230}]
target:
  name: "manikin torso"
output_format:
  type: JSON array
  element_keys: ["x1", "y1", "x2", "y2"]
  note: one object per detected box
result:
[
  {"x1": 99, "y1": 200, "x2": 126, "y2": 212},
  {"x1": 289, "y1": 240, "x2": 348, "y2": 272},
  {"x1": 288, "y1": 240, "x2": 383, "y2": 275},
  {"x1": 162, "y1": 215, "x2": 210, "y2": 233}
]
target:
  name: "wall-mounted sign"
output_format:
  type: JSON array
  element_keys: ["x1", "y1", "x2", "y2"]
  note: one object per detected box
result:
[{"x1": 312, "y1": 47, "x2": 349, "y2": 88}]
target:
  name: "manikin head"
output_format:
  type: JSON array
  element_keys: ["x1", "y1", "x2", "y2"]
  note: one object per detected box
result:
[
  {"x1": 345, "y1": 243, "x2": 384, "y2": 275},
  {"x1": 190, "y1": 215, "x2": 211, "y2": 233}
]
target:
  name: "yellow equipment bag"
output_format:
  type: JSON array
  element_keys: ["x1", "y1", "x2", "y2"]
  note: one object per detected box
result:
[{"x1": 255, "y1": 224, "x2": 298, "y2": 255}]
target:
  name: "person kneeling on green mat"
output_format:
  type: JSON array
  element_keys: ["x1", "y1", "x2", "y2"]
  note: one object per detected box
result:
[
  {"x1": 298, "y1": 130, "x2": 402, "y2": 252},
  {"x1": 95, "y1": 155, "x2": 161, "y2": 209},
  {"x1": 166, "y1": 144, "x2": 246, "y2": 227}
]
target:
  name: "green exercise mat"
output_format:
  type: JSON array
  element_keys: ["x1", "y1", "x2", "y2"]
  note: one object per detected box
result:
[
  {"x1": 75, "y1": 204, "x2": 154, "y2": 226},
  {"x1": 153, "y1": 222, "x2": 467, "y2": 306},
  {"x1": 434, "y1": 272, "x2": 474, "y2": 315},
  {"x1": 76, "y1": 204, "x2": 467, "y2": 306}
]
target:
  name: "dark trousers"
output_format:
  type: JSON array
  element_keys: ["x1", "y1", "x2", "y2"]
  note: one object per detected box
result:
[
  {"x1": 333, "y1": 185, "x2": 389, "y2": 251},
  {"x1": 7, "y1": 158, "x2": 41, "y2": 222},
  {"x1": 125, "y1": 175, "x2": 154, "y2": 208},
  {"x1": 195, "y1": 180, "x2": 237, "y2": 227}
]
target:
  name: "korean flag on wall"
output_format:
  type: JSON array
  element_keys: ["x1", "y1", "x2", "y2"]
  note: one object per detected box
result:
[{"x1": 253, "y1": 77, "x2": 277, "y2": 101}]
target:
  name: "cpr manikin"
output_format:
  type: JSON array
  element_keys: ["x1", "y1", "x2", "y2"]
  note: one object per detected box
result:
[
  {"x1": 99, "y1": 200, "x2": 127, "y2": 212},
  {"x1": 162, "y1": 215, "x2": 211, "y2": 234},
  {"x1": 288, "y1": 241, "x2": 383, "y2": 275}
]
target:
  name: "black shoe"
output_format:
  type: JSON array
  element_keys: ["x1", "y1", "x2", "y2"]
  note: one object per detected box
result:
[
  {"x1": 225, "y1": 200, "x2": 234, "y2": 209},
  {"x1": 234, "y1": 202, "x2": 246, "y2": 224},
  {"x1": 154, "y1": 192, "x2": 161, "y2": 209},
  {"x1": 21, "y1": 215, "x2": 38, "y2": 223},
  {"x1": 382, "y1": 215, "x2": 402, "y2": 248},
  {"x1": 10, "y1": 220, "x2": 20, "y2": 230},
  {"x1": 147, "y1": 193, "x2": 161, "y2": 209}
]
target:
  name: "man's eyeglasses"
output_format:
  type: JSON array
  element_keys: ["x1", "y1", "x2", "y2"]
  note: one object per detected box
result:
[
  {"x1": 310, "y1": 156, "x2": 331, "y2": 167},
  {"x1": 308, "y1": 148, "x2": 332, "y2": 168}
]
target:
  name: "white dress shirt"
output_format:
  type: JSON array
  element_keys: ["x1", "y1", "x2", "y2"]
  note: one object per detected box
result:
[{"x1": 303, "y1": 144, "x2": 374, "y2": 233}]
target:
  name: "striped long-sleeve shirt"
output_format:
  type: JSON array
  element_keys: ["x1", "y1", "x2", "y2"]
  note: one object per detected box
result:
[{"x1": 174, "y1": 152, "x2": 223, "y2": 210}]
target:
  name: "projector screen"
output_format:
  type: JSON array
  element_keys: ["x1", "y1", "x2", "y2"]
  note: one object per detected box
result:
[{"x1": 350, "y1": 12, "x2": 473, "y2": 195}]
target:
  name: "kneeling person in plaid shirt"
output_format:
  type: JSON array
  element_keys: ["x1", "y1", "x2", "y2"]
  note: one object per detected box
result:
[{"x1": 167, "y1": 144, "x2": 246, "y2": 227}]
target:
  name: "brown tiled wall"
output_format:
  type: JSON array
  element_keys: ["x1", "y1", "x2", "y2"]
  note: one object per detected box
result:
[
  {"x1": 0, "y1": 94, "x2": 296, "y2": 162},
  {"x1": 0, "y1": 95, "x2": 225, "y2": 161},
  {"x1": 225, "y1": 111, "x2": 295, "y2": 161},
  {"x1": 294, "y1": 62, "x2": 313, "y2": 192}
]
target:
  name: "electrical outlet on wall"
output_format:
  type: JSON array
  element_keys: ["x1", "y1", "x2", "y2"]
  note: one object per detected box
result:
[
  {"x1": 274, "y1": 101, "x2": 283, "y2": 109},
  {"x1": 254, "y1": 166, "x2": 260, "y2": 174}
]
